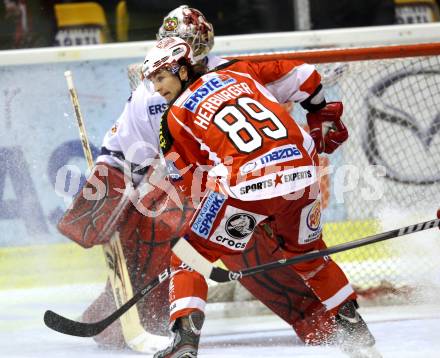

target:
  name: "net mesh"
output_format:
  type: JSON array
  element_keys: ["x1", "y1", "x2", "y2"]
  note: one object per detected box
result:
[
  {"x1": 312, "y1": 55, "x2": 440, "y2": 301},
  {"x1": 128, "y1": 48, "x2": 440, "y2": 305}
]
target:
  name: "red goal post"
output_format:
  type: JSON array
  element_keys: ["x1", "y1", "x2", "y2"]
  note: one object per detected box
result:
[
  {"x1": 228, "y1": 42, "x2": 440, "y2": 63},
  {"x1": 127, "y1": 42, "x2": 440, "y2": 306}
]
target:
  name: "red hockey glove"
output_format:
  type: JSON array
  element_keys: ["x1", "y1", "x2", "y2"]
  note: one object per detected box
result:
[
  {"x1": 306, "y1": 102, "x2": 348, "y2": 154},
  {"x1": 57, "y1": 163, "x2": 134, "y2": 248},
  {"x1": 437, "y1": 209, "x2": 440, "y2": 229}
]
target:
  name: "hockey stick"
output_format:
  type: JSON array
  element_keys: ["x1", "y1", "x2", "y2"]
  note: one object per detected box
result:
[
  {"x1": 44, "y1": 217, "x2": 439, "y2": 337},
  {"x1": 44, "y1": 268, "x2": 172, "y2": 337},
  {"x1": 172, "y1": 218, "x2": 440, "y2": 283},
  {"x1": 61, "y1": 71, "x2": 167, "y2": 352}
]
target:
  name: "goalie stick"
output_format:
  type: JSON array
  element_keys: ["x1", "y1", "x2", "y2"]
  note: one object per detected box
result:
[
  {"x1": 62, "y1": 71, "x2": 167, "y2": 352},
  {"x1": 44, "y1": 217, "x2": 439, "y2": 337},
  {"x1": 172, "y1": 218, "x2": 440, "y2": 283}
]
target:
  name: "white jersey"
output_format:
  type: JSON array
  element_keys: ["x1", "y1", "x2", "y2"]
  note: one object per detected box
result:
[{"x1": 97, "y1": 55, "x2": 228, "y2": 182}]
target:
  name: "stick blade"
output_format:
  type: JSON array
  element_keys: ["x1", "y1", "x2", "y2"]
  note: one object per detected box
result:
[
  {"x1": 44, "y1": 310, "x2": 104, "y2": 337},
  {"x1": 211, "y1": 266, "x2": 240, "y2": 282}
]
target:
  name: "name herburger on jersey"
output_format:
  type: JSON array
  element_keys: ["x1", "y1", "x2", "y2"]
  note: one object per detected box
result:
[
  {"x1": 239, "y1": 169, "x2": 313, "y2": 195},
  {"x1": 182, "y1": 75, "x2": 254, "y2": 130}
]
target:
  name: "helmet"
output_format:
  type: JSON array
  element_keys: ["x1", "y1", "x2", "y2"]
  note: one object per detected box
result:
[
  {"x1": 142, "y1": 37, "x2": 194, "y2": 79},
  {"x1": 157, "y1": 5, "x2": 214, "y2": 62}
]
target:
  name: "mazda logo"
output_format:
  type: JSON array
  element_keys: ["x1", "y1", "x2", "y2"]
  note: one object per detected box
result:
[{"x1": 363, "y1": 68, "x2": 440, "y2": 185}]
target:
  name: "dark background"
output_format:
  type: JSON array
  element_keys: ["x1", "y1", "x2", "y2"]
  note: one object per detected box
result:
[{"x1": 1, "y1": 0, "x2": 439, "y2": 50}]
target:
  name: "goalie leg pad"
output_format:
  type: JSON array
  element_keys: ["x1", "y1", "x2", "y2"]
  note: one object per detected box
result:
[
  {"x1": 57, "y1": 162, "x2": 133, "y2": 248},
  {"x1": 81, "y1": 280, "x2": 127, "y2": 349},
  {"x1": 124, "y1": 192, "x2": 196, "y2": 334},
  {"x1": 82, "y1": 190, "x2": 196, "y2": 345}
]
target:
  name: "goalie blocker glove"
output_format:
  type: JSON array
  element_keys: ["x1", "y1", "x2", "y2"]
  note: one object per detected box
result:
[
  {"x1": 306, "y1": 102, "x2": 349, "y2": 154},
  {"x1": 57, "y1": 162, "x2": 136, "y2": 248}
]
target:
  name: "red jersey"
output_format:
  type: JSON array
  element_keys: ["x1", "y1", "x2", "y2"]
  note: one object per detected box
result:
[{"x1": 160, "y1": 60, "x2": 321, "y2": 200}]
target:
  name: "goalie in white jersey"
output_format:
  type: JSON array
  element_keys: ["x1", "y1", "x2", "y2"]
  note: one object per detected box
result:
[
  {"x1": 58, "y1": 4, "x2": 360, "y2": 354},
  {"x1": 97, "y1": 7, "x2": 226, "y2": 182}
]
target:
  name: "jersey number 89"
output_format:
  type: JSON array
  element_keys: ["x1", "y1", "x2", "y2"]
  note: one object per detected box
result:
[{"x1": 214, "y1": 97, "x2": 287, "y2": 153}]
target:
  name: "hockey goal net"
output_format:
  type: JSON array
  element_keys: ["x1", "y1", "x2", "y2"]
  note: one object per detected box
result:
[{"x1": 128, "y1": 43, "x2": 440, "y2": 307}]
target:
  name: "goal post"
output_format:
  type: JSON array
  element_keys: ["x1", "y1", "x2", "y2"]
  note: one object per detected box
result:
[
  {"x1": 228, "y1": 42, "x2": 440, "y2": 63},
  {"x1": 128, "y1": 42, "x2": 440, "y2": 305},
  {"x1": 307, "y1": 42, "x2": 440, "y2": 303}
]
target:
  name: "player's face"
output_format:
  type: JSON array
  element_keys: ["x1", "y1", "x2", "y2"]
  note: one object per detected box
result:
[{"x1": 150, "y1": 69, "x2": 182, "y2": 103}]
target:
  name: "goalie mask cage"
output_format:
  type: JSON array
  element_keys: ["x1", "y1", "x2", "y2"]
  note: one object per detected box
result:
[{"x1": 128, "y1": 42, "x2": 440, "y2": 306}]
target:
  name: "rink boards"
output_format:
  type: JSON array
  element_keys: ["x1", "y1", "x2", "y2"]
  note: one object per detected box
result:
[{"x1": 0, "y1": 219, "x2": 382, "y2": 290}]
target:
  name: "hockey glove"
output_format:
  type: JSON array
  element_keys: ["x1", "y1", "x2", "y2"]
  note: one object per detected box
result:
[
  {"x1": 306, "y1": 102, "x2": 348, "y2": 154},
  {"x1": 57, "y1": 163, "x2": 134, "y2": 248}
]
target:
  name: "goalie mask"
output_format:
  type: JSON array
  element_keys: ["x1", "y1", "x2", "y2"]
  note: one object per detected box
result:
[
  {"x1": 157, "y1": 5, "x2": 214, "y2": 62},
  {"x1": 141, "y1": 37, "x2": 194, "y2": 80}
]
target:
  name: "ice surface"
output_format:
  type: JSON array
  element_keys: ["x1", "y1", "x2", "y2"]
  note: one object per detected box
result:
[{"x1": 1, "y1": 284, "x2": 439, "y2": 358}]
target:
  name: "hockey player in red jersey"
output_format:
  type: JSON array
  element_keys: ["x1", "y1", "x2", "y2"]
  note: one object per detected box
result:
[
  {"x1": 58, "y1": 5, "x2": 367, "y2": 355},
  {"x1": 142, "y1": 37, "x2": 379, "y2": 358}
]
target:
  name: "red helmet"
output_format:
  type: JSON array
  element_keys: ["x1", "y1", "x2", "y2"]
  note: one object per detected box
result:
[
  {"x1": 157, "y1": 5, "x2": 214, "y2": 62},
  {"x1": 141, "y1": 37, "x2": 194, "y2": 79}
]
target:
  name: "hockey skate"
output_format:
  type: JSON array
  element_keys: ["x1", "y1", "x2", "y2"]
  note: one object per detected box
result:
[
  {"x1": 334, "y1": 300, "x2": 382, "y2": 358},
  {"x1": 154, "y1": 311, "x2": 204, "y2": 358}
]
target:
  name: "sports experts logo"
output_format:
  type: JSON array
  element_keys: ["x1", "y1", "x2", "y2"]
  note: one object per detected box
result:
[{"x1": 238, "y1": 169, "x2": 313, "y2": 195}]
